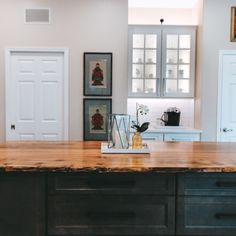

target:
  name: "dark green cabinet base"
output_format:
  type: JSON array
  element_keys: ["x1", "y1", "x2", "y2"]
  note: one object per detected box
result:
[
  {"x1": 0, "y1": 173, "x2": 45, "y2": 236},
  {"x1": 1, "y1": 172, "x2": 236, "y2": 236}
]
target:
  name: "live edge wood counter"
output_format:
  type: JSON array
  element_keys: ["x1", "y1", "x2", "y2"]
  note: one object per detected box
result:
[
  {"x1": 0, "y1": 141, "x2": 236, "y2": 172},
  {"x1": 1, "y1": 141, "x2": 236, "y2": 236}
]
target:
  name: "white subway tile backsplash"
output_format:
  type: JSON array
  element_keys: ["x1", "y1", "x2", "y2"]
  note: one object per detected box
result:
[{"x1": 127, "y1": 98, "x2": 194, "y2": 128}]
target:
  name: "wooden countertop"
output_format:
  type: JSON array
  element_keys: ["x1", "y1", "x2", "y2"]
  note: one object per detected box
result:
[{"x1": 0, "y1": 141, "x2": 236, "y2": 172}]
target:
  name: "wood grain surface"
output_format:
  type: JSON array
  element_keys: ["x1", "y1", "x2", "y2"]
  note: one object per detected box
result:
[{"x1": 0, "y1": 141, "x2": 236, "y2": 172}]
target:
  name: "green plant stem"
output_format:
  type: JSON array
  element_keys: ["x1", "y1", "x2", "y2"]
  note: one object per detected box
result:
[{"x1": 136, "y1": 107, "x2": 140, "y2": 126}]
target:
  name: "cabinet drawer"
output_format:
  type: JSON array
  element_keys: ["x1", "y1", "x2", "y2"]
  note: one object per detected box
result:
[
  {"x1": 48, "y1": 173, "x2": 175, "y2": 195},
  {"x1": 164, "y1": 133, "x2": 200, "y2": 141},
  {"x1": 142, "y1": 133, "x2": 163, "y2": 141},
  {"x1": 177, "y1": 196, "x2": 236, "y2": 235},
  {"x1": 48, "y1": 195, "x2": 175, "y2": 235},
  {"x1": 178, "y1": 173, "x2": 236, "y2": 196}
]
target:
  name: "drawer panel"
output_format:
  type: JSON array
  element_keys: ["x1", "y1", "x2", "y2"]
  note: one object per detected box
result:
[
  {"x1": 164, "y1": 133, "x2": 200, "y2": 141},
  {"x1": 48, "y1": 173, "x2": 175, "y2": 195},
  {"x1": 178, "y1": 173, "x2": 236, "y2": 196},
  {"x1": 142, "y1": 132, "x2": 163, "y2": 141},
  {"x1": 48, "y1": 195, "x2": 175, "y2": 235},
  {"x1": 177, "y1": 196, "x2": 236, "y2": 235}
]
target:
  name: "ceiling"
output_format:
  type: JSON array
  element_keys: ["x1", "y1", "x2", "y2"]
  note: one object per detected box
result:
[{"x1": 129, "y1": 0, "x2": 199, "y2": 8}]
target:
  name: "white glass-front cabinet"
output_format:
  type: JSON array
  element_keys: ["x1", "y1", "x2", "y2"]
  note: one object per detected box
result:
[{"x1": 128, "y1": 26, "x2": 196, "y2": 98}]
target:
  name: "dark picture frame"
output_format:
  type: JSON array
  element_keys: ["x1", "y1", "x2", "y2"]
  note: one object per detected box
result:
[
  {"x1": 84, "y1": 52, "x2": 112, "y2": 96},
  {"x1": 231, "y1": 7, "x2": 236, "y2": 41},
  {"x1": 83, "y1": 98, "x2": 112, "y2": 141}
]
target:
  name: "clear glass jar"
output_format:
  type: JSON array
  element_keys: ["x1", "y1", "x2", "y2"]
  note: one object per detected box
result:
[
  {"x1": 132, "y1": 132, "x2": 142, "y2": 149},
  {"x1": 108, "y1": 114, "x2": 130, "y2": 149}
]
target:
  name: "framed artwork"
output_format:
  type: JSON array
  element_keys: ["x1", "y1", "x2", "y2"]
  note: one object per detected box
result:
[
  {"x1": 84, "y1": 52, "x2": 112, "y2": 96},
  {"x1": 83, "y1": 98, "x2": 112, "y2": 140},
  {"x1": 231, "y1": 7, "x2": 236, "y2": 41}
]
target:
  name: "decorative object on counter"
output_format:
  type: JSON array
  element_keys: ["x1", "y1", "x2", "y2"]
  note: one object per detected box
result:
[
  {"x1": 83, "y1": 52, "x2": 112, "y2": 96},
  {"x1": 83, "y1": 98, "x2": 112, "y2": 140},
  {"x1": 108, "y1": 114, "x2": 130, "y2": 149},
  {"x1": 131, "y1": 103, "x2": 150, "y2": 149},
  {"x1": 160, "y1": 107, "x2": 181, "y2": 126}
]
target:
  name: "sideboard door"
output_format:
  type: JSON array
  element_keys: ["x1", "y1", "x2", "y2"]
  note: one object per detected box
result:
[{"x1": 0, "y1": 173, "x2": 45, "y2": 236}]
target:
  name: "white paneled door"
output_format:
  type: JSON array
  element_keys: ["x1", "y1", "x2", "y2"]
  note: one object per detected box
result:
[
  {"x1": 218, "y1": 51, "x2": 236, "y2": 141},
  {"x1": 6, "y1": 49, "x2": 68, "y2": 141}
]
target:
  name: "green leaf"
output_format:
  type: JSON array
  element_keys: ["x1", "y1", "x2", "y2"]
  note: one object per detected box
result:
[{"x1": 139, "y1": 122, "x2": 150, "y2": 133}]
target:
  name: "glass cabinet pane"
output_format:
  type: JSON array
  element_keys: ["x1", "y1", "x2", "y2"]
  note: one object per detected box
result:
[
  {"x1": 132, "y1": 64, "x2": 144, "y2": 78},
  {"x1": 132, "y1": 79, "x2": 143, "y2": 93},
  {"x1": 179, "y1": 50, "x2": 190, "y2": 63},
  {"x1": 145, "y1": 64, "x2": 156, "y2": 78},
  {"x1": 145, "y1": 35, "x2": 157, "y2": 48},
  {"x1": 178, "y1": 80, "x2": 190, "y2": 93},
  {"x1": 133, "y1": 34, "x2": 144, "y2": 48},
  {"x1": 166, "y1": 65, "x2": 177, "y2": 78},
  {"x1": 133, "y1": 49, "x2": 144, "y2": 63},
  {"x1": 179, "y1": 65, "x2": 190, "y2": 78},
  {"x1": 165, "y1": 79, "x2": 177, "y2": 93},
  {"x1": 145, "y1": 50, "x2": 156, "y2": 63},
  {"x1": 179, "y1": 35, "x2": 191, "y2": 48},
  {"x1": 166, "y1": 50, "x2": 178, "y2": 63},
  {"x1": 167, "y1": 35, "x2": 178, "y2": 48},
  {"x1": 129, "y1": 26, "x2": 195, "y2": 97},
  {"x1": 145, "y1": 79, "x2": 156, "y2": 93}
]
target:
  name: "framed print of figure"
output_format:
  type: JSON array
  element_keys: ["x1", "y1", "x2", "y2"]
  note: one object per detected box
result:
[
  {"x1": 231, "y1": 7, "x2": 236, "y2": 41},
  {"x1": 84, "y1": 52, "x2": 112, "y2": 96},
  {"x1": 83, "y1": 98, "x2": 112, "y2": 140}
]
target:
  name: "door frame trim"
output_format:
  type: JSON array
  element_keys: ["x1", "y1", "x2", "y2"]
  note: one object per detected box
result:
[
  {"x1": 217, "y1": 50, "x2": 236, "y2": 141},
  {"x1": 5, "y1": 47, "x2": 69, "y2": 140}
]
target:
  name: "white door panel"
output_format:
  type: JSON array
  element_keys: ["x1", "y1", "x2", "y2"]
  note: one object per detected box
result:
[
  {"x1": 6, "y1": 50, "x2": 67, "y2": 141},
  {"x1": 219, "y1": 53, "x2": 236, "y2": 142},
  {"x1": 39, "y1": 56, "x2": 63, "y2": 140},
  {"x1": 18, "y1": 81, "x2": 35, "y2": 121},
  {"x1": 40, "y1": 133, "x2": 59, "y2": 141},
  {"x1": 19, "y1": 134, "x2": 36, "y2": 141}
]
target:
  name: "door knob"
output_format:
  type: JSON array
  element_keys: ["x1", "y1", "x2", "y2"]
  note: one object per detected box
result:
[
  {"x1": 10, "y1": 124, "x2": 15, "y2": 130},
  {"x1": 222, "y1": 128, "x2": 233, "y2": 132}
]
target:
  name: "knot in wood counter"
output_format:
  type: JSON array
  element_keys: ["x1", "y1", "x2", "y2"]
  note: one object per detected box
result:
[{"x1": 0, "y1": 141, "x2": 236, "y2": 172}]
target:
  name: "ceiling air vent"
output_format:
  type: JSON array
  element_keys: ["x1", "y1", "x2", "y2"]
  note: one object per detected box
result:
[{"x1": 25, "y1": 9, "x2": 50, "y2": 24}]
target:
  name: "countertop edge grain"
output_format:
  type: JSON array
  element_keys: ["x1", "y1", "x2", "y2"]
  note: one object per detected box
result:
[{"x1": 1, "y1": 141, "x2": 236, "y2": 173}]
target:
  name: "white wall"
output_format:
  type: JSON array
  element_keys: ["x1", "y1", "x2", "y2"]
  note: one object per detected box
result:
[
  {"x1": 193, "y1": 0, "x2": 203, "y2": 130},
  {"x1": 200, "y1": 0, "x2": 236, "y2": 141},
  {"x1": 129, "y1": 8, "x2": 198, "y2": 25},
  {"x1": 0, "y1": 0, "x2": 128, "y2": 141},
  {"x1": 127, "y1": 99, "x2": 195, "y2": 128}
]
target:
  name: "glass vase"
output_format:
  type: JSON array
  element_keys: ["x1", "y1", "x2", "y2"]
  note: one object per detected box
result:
[
  {"x1": 132, "y1": 132, "x2": 142, "y2": 149},
  {"x1": 108, "y1": 114, "x2": 130, "y2": 149}
]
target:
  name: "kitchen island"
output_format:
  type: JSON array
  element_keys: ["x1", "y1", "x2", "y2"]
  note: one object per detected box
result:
[{"x1": 1, "y1": 141, "x2": 236, "y2": 236}]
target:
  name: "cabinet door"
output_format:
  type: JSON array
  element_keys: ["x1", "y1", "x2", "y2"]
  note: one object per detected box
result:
[
  {"x1": 177, "y1": 196, "x2": 236, "y2": 235},
  {"x1": 162, "y1": 27, "x2": 196, "y2": 97},
  {"x1": 0, "y1": 173, "x2": 45, "y2": 236},
  {"x1": 128, "y1": 26, "x2": 162, "y2": 97}
]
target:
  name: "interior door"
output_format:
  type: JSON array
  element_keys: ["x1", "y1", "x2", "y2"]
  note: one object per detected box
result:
[
  {"x1": 6, "y1": 50, "x2": 67, "y2": 141},
  {"x1": 219, "y1": 53, "x2": 236, "y2": 141}
]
